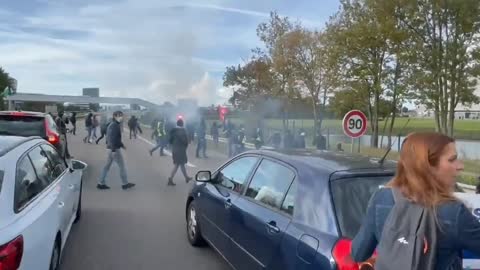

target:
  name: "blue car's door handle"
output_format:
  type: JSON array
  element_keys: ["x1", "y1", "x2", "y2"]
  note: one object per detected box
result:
[
  {"x1": 224, "y1": 199, "x2": 232, "y2": 209},
  {"x1": 266, "y1": 221, "x2": 280, "y2": 234}
]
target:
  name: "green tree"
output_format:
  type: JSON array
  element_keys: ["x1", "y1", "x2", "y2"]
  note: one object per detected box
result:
[
  {"x1": 0, "y1": 67, "x2": 13, "y2": 110},
  {"x1": 279, "y1": 29, "x2": 338, "y2": 133},
  {"x1": 257, "y1": 11, "x2": 301, "y2": 132},
  {"x1": 325, "y1": 0, "x2": 411, "y2": 147},
  {"x1": 394, "y1": 0, "x2": 480, "y2": 136},
  {"x1": 223, "y1": 57, "x2": 275, "y2": 111}
]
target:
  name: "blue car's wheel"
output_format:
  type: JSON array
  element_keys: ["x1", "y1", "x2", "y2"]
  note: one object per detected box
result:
[{"x1": 187, "y1": 201, "x2": 206, "y2": 247}]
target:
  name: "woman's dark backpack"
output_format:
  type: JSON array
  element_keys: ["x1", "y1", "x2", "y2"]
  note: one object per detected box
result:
[{"x1": 375, "y1": 188, "x2": 437, "y2": 270}]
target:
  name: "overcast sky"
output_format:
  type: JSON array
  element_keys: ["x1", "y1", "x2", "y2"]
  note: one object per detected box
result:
[{"x1": 0, "y1": 0, "x2": 340, "y2": 106}]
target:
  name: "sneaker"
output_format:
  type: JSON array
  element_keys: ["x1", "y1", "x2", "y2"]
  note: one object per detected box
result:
[
  {"x1": 185, "y1": 177, "x2": 193, "y2": 183},
  {"x1": 167, "y1": 178, "x2": 176, "y2": 186},
  {"x1": 122, "y1": 183, "x2": 136, "y2": 190},
  {"x1": 97, "y1": 184, "x2": 111, "y2": 190}
]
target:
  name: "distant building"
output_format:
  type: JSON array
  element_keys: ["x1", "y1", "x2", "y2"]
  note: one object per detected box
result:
[
  {"x1": 82, "y1": 88, "x2": 100, "y2": 97},
  {"x1": 415, "y1": 87, "x2": 480, "y2": 119},
  {"x1": 82, "y1": 88, "x2": 100, "y2": 112},
  {"x1": 455, "y1": 87, "x2": 480, "y2": 119}
]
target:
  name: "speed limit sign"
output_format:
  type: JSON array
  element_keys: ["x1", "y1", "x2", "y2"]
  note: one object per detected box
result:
[{"x1": 343, "y1": 110, "x2": 368, "y2": 138}]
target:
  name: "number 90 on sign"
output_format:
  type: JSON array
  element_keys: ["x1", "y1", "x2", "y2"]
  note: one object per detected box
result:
[
  {"x1": 343, "y1": 110, "x2": 368, "y2": 138},
  {"x1": 349, "y1": 118, "x2": 363, "y2": 130}
]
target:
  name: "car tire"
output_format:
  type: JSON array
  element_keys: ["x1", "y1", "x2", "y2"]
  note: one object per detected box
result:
[
  {"x1": 49, "y1": 240, "x2": 61, "y2": 270},
  {"x1": 186, "y1": 201, "x2": 206, "y2": 247},
  {"x1": 74, "y1": 181, "x2": 82, "y2": 224}
]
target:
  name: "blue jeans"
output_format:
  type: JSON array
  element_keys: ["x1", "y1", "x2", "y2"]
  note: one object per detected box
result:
[
  {"x1": 99, "y1": 150, "x2": 128, "y2": 185},
  {"x1": 196, "y1": 138, "x2": 207, "y2": 157},
  {"x1": 85, "y1": 126, "x2": 93, "y2": 142},
  {"x1": 150, "y1": 137, "x2": 166, "y2": 155}
]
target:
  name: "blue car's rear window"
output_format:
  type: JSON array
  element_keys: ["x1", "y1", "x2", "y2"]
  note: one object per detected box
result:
[{"x1": 331, "y1": 176, "x2": 391, "y2": 239}]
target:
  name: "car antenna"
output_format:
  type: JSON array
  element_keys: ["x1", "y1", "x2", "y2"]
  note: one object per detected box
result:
[{"x1": 378, "y1": 118, "x2": 411, "y2": 165}]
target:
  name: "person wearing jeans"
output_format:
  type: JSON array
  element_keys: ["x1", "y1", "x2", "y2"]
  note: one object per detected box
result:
[
  {"x1": 96, "y1": 117, "x2": 111, "y2": 144},
  {"x1": 97, "y1": 111, "x2": 135, "y2": 190},
  {"x1": 196, "y1": 118, "x2": 207, "y2": 158},
  {"x1": 83, "y1": 113, "x2": 94, "y2": 143},
  {"x1": 149, "y1": 118, "x2": 167, "y2": 156},
  {"x1": 70, "y1": 112, "x2": 77, "y2": 135},
  {"x1": 167, "y1": 119, "x2": 192, "y2": 186}
]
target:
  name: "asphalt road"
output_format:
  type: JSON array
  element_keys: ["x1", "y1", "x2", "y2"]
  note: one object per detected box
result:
[{"x1": 59, "y1": 126, "x2": 231, "y2": 270}]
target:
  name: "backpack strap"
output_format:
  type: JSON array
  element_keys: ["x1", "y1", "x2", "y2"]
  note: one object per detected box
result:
[{"x1": 392, "y1": 188, "x2": 406, "y2": 203}]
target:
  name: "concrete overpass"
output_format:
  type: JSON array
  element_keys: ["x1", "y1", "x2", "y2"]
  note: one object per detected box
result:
[{"x1": 5, "y1": 93, "x2": 159, "y2": 110}]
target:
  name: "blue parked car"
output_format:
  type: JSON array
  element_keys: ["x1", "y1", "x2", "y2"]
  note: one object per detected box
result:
[{"x1": 185, "y1": 149, "x2": 396, "y2": 270}]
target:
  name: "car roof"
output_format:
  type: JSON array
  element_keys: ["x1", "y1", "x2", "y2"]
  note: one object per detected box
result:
[
  {"x1": 0, "y1": 136, "x2": 42, "y2": 157},
  {"x1": 245, "y1": 149, "x2": 397, "y2": 174},
  {"x1": 0, "y1": 111, "x2": 47, "y2": 117}
]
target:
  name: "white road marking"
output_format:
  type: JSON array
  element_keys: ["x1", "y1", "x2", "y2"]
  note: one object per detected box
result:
[{"x1": 136, "y1": 134, "x2": 197, "y2": 168}]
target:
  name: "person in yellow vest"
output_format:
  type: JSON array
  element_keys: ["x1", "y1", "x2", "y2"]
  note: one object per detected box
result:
[{"x1": 149, "y1": 117, "x2": 167, "y2": 156}]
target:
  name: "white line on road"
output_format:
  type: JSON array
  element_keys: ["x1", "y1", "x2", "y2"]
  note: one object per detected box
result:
[{"x1": 136, "y1": 134, "x2": 197, "y2": 168}]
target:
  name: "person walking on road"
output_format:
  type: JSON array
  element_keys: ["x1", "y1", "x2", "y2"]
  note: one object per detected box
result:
[
  {"x1": 96, "y1": 115, "x2": 111, "y2": 144},
  {"x1": 70, "y1": 112, "x2": 77, "y2": 135},
  {"x1": 149, "y1": 117, "x2": 167, "y2": 156},
  {"x1": 150, "y1": 118, "x2": 159, "y2": 140},
  {"x1": 196, "y1": 118, "x2": 207, "y2": 158},
  {"x1": 92, "y1": 114, "x2": 99, "y2": 139},
  {"x1": 351, "y1": 132, "x2": 480, "y2": 270},
  {"x1": 55, "y1": 111, "x2": 72, "y2": 159},
  {"x1": 235, "y1": 125, "x2": 246, "y2": 155},
  {"x1": 97, "y1": 111, "x2": 135, "y2": 190},
  {"x1": 254, "y1": 127, "x2": 263, "y2": 150},
  {"x1": 211, "y1": 122, "x2": 219, "y2": 148},
  {"x1": 83, "y1": 112, "x2": 94, "y2": 143},
  {"x1": 167, "y1": 119, "x2": 192, "y2": 186},
  {"x1": 128, "y1": 115, "x2": 142, "y2": 139},
  {"x1": 225, "y1": 122, "x2": 238, "y2": 157}
]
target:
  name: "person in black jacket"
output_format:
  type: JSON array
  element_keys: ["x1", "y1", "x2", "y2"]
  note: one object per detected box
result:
[
  {"x1": 211, "y1": 122, "x2": 219, "y2": 148},
  {"x1": 196, "y1": 118, "x2": 207, "y2": 158},
  {"x1": 167, "y1": 119, "x2": 192, "y2": 186},
  {"x1": 97, "y1": 111, "x2": 135, "y2": 190},
  {"x1": 55, "y1": 111, "x2": 72, "y2": 159},
  {"x1": 96, "y1": 116, "x2": 111, "y2": 145},
  {"x1": 70, "y1": 112, "x2": 77, "y2": 135},
  {"x1": 83, "y1": 113, "x2": 94, "y2": 143}
]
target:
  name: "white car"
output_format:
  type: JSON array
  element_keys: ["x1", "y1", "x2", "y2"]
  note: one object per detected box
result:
[{"x1": 0, "y1": 136, "x2": 86, "y2": 270}]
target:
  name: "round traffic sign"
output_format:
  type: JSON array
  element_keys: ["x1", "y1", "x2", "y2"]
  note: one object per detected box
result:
[{"x1": 342, "y1": 110, "x2": 368, "y2": 138}]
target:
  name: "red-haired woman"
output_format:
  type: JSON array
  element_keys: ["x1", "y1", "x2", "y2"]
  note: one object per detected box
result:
[{"x1": 351, "y1": 132, "x2": 480, "y2": 269}]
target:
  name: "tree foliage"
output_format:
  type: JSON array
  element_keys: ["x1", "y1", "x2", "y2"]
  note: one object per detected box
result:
[
  {"x1": 392, "y1": 0, "x2": 480, "y2": 136},
  {"x1": 224, "y1": 1, "x2": 480, "y2": 147},
  {"x1": 0, "y1": 67, "x2": 13, "y2": 110}
]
